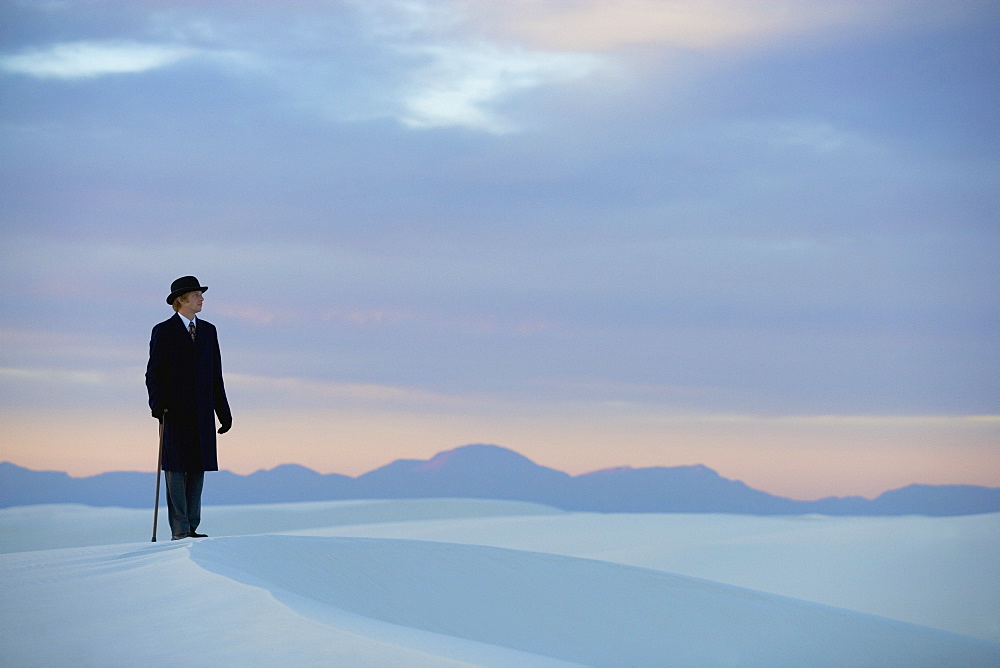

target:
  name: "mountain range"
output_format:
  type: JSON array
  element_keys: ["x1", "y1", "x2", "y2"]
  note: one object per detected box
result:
[{"x1": 2, "y1": 444, "x2": 998, "y2": 516}]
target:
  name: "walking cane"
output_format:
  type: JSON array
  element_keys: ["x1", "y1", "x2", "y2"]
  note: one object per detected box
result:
[{"x1": 151, "y1": 409, "x2": 166, "y2": 542}]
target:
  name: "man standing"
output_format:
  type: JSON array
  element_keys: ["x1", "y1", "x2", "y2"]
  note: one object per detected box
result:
[{"x1": 146, "y1": 276, "x2": 232, "y2": 540}]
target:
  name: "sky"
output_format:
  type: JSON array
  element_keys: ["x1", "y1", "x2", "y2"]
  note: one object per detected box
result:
[{"x1": 1, "y1": 0, "x2": 997, "y2": 500}]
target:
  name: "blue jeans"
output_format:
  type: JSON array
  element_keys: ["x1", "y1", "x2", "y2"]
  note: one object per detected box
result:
[{"x1": 164, "y1": 470, "x2": 205, "y2": 538}]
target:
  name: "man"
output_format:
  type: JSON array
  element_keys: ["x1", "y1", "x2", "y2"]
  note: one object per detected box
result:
[{"x1": 146, "y1": 276, "x2": 232, "y2": 540}]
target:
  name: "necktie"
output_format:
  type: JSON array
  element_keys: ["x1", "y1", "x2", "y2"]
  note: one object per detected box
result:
[{"x1": 189, "y1": 321, "x2": 196, "y2": 341}]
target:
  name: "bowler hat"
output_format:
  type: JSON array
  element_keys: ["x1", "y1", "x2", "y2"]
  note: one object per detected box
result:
[{"x1": 166, "y1": 276, "x2": 208, "y2": 304}]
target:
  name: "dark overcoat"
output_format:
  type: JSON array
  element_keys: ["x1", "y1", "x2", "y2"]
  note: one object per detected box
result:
[{"x1": 145, "y1": 313, "x2": 231, "y2": 471}]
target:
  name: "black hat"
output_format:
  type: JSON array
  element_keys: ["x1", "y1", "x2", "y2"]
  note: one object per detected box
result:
[{"x1": 166, "y1": 276, "x2": 208, "y2": 304}]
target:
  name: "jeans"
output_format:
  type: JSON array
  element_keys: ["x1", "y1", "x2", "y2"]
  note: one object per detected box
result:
[{"x1": 164, "y1": 470, "x2": 205, "y2": 539}]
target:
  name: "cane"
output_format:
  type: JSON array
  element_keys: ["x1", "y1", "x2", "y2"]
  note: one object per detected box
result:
[{"x1": 151, "y1": 409, "x2": 166, "y2": 542}]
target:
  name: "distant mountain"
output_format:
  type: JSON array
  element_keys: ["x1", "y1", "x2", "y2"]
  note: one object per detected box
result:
[
  {"x1": 868, "y1": 484, "x2": 1000, "y2": 516},
  {"x1": 208, "y1": 465, "x2": 354, "y2": 505},
  {"x1": 2, "y1": 444, "x2": 998, "y2": 516},
  {"x1": 0, "y1": 465, "x2": 155, "y2": 507},
  {"x1": 354, "y1": 445, "x2": 573, "y2": 507},
  {"x1": 566, "y1": 464, "x2": 801, "y2": 513}
]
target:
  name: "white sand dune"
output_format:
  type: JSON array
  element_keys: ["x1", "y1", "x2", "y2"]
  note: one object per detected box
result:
[
  {"x1": 2, "y1": 500, "x2": 998, "y2": 666},
  {"x1": 294, "y1": 509, "x2": 1000, "y2": 642}
]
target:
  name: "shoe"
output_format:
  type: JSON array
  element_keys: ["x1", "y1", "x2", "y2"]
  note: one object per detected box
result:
[
  {"x1": 188, "y1": 531, "x2": 208, "y2": 538},
  {"x1": 171, "y1": 535, "x2": 188, "y2": 541}
]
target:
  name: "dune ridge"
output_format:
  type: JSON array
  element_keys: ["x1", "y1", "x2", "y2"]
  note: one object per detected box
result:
[{"x1": 192, "y1": 534, "x2": 998, "y2": 666}]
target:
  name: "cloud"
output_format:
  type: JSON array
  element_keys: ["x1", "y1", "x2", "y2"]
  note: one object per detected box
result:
[
  {"x1": 0, "y1": 366, "x2": 106, "y2": 386},
  {"x1": 652, "y1": 412, "x2": 1000, "y2": 428},
  {"x1": 0, "y1": 365, "x2": 143, "y2": 410},
  {"x1": 399, "y1": 42, "x2": 603, "y2": 132},
  {"x1": 226, "y1": 372, "x2": 475, "y2": 409},
  {"x1": 756, "y1": 120, "x2": 854, "y2": 154},
  {"x1": 167, "y1": 0, "x2": 608, "y2": 132},
  {"x1": 461, "y1": 0, "x2": 969, "y2": 52},
  {"x1": 0, "y1": 40, "x2": 199, "y2": 78}
]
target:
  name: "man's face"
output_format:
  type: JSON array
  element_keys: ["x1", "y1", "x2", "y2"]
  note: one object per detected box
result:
[{"x1": 181, "y1": 291, "x2": 204, "y2": 315}]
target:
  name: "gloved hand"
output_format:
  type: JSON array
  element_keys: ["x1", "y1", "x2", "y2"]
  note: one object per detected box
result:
[
  {"x1": 152, "y1": 407, "x2": 168, "y2": 422},
  {"x1": 217, "y1": 417, "x2": 232, "y2": 435}
]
